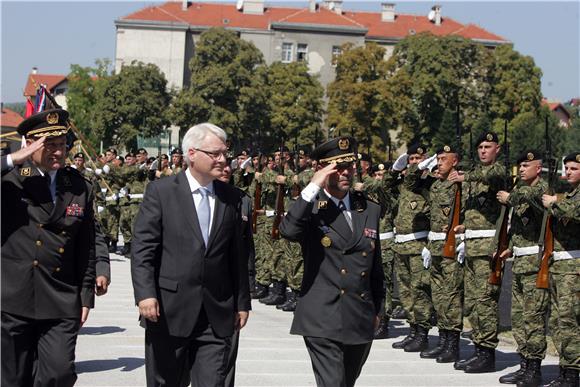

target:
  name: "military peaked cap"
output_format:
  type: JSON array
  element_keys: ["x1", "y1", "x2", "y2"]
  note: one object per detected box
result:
[
  {"x1": 311, "y1": 137, "x2": 357, "y2": 165},
  {"x1": 17, "y1": 109, "x2": 69, "y2": 139},
  {"x1": 171, "y1": 148, "x2": 183, "y2": 156}
]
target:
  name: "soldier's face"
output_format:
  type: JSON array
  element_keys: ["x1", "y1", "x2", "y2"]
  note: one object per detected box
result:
[
  {"x1": 408, "y1": 153, "x2": 426, "y2": 165},
  {"x1": 437, "y1": 153, "x2": 458, "y2": 177},
  {"x1": 172, "y1": 154, "x2": 182, "y2": 165},
  {"x1": 29, "y1": 135, "x2": 66, "y2": 171},
  {"x1": 477, "y1": 142, "x2": 500, "y2": 165},
  {"x1": 125, "y1": 156, "x2": 136, "y2": 166},
  {"x1": 565, "y1": 161, "x2": 580, "y2": 186},
  {"x1": 373, "y1": 170, "x2": 385, "y2": 180},
  {"x1": 74, "y1": 157, "x2": 85, "y2": 169},
  {"x1": 218, "y1": 164, "x2": 232, "y2": 183},
  {"x1": 327, "y1": 163, "x2": 353, "y2": 193},
  {"x1": 136, "y1": 153, "x2": 146, "y2": 163},
  {"x1": 518, "y1": 160, "x2": 542, "y2": 183},
  {"x1": 105, "y1": 151, "x2": 115, "y2": 162}
]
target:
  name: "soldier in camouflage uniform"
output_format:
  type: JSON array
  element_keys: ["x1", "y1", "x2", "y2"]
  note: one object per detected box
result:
[
  {"x1": 390, "y1": 144, "x2": 434, "y2": 353},
  {"x1": 494, "y1": 150, "x2": 549, "y2": 386},
  {"x1": 541, "y1": 152, "x2": 579, "y2": 387},
  {"x1": 170, "y1": 148, "x2": 184, "y2": 175},
  {"x1": 97, "y1": 148, "x2": 122, "y2": 253},
  {"x1": 421, "y1": 145, "x2": 465, "y2": 363},
  {"x1": 118, "y1": 152, "x2": 147, "y2": 257},
  {"x1": 450, "y1": 131, "x2": 508, "y2": 373}
]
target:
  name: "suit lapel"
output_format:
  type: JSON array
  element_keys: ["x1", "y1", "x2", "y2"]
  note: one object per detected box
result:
[
  {"x1": 345, "y1": 199, "x2": 368, "y2": 250},
  {"x1": 205, "y1": 180, "x2": 226, "y2": 253},
  {"x1": 318, "y1": 192, "x2": 351, "y2": 242},
  {"x1": 18, "y1": 161, "x2": 54, "y2": 216},
  {"x1": 176, "y1": 172, "x2": 205, "y2": 247}
]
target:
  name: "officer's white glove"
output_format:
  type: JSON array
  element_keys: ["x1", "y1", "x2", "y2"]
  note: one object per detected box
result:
[
  {"x1": 101, "y1": 188, "x2": 107, "y2": 193},
  {"x1": 265, "y1": 210, "x2": 275, "y2": 217},
  {"x1": 102, "y1": 164, "x2": 110, "y2": 174},
  {"x1": 240, "y1": 157, "x2": 252, "y2": 170},
  {"x1": 456, "y1": 242, "x2": 465, "y2": 264},
  {"x1": 119, "y1": 188, "x2": 127, "y2": 198},
  {"x1": 392, "y1": 154, "x2": 409, "y2": 171},
  {"x1": 97, "y1": 206, "x2": 104, "y2": 214},
  {"x1": 230, "y1": 159, "x2": 239, "y2": 170},
  {"x1": 418, "y1": 154, "x2": 438, "y2": 171},
  {"x1": 95, "y1": 168, "x2": 103, "y2": 176},
  {"x1": 422, "y1": 247, "x2": 432, "y2": 269}
]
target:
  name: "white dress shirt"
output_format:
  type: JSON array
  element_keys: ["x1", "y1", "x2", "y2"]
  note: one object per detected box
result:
[{"x1": 185, "y1": 168, "x2": 216, "y2": 234}]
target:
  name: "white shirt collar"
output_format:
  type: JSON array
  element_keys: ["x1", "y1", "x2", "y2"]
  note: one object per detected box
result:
[
  {"x1": 323, "y1": 189, "x2": 350, "y2": 211},
  {"x1": 37, "y1": 168, "x2": 58, "y2": 184},
  {"x1": 186, "y1": 168, "x2": 214, "y2": 195}
]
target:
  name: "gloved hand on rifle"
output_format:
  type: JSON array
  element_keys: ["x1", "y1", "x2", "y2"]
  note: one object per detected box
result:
[
  {"x1": 456, "y1": 242, "x2": 465, "y2": 264},
  {"x1": 422, "y1": 247, "x2": 432, "y2": 269}
]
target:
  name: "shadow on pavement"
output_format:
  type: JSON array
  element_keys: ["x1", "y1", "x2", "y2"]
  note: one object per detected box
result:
[
  {"x1": 76, "y1": 357, "x2": 144, "y2": 373},
  {"x1": 80, "y1": 326, "x2": 126, "y2": 335}
]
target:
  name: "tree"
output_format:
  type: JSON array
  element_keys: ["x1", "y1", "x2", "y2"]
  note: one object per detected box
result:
[
  {"x1": 92, "y1": 61, "x2": 170, "y2": 150},
  {"x1": 265, "y1": 62, "x2": 324, "y2": 150},
  {"x1": 167, "y1": 28, "x2": 267, "y2": 149},
  {"x1": 66, "y1": 59, "x2": 111, "y2": 147}
]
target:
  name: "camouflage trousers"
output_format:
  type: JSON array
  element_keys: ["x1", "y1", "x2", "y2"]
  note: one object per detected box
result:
[
  {"x1": 430, "y1": 256, "x2": 464, "y2": 332},
  {"x1": 464, "y1": 255, "x2": 501, "y2": 349},
  {"x1": 254, "y1": 216, "x2": 285, "y2": 285},
  {"x1": 395, "y1": 253, "x2": 433, "y2": 328},
  {"x1": 381, "y1": 245, "x2": 395, "y2": 321},
  {"x1": 282, "y1": 239, "x2": 303, "y2": 291},
  {"x1": 511, "y1": 270, "x2": 549, "y2": 360},
  {"x1": 101, "y1": 203, "x2": 120, "y2": 242},
  {"x1": 549, "y1": 271, "x2": 580, "y2": 370},
  {"x1": 119, "y1": 203, "x2": 140, "y2": 243}
]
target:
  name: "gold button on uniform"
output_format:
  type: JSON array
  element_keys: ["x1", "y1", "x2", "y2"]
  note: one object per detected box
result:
[
  {"x1": 340, "y1": 289, "x2": 345, "y2": 295},
  {"x1": 58, "y1": 247, "x2": 65, "y2": 254},
  {"x1": 362, "y1": 252, "x2": 367, "y2": 257},
  {"x1": 340, "y1": 268, "x2": 347, "y2": 275},
  {"x1": 36, "y1": 240, "x2": 42, "y2": 246},
  {"x1": 37, "y1": 224, "x2": 43, "y2": 228},
  {"x1": 33, "y1": 260, "x2": 39, "y2": 267},
  {"x1": 55, "y1": 267, "x2": 61, "y2": 272},
  {"x1": 361, "y1": 271, "x2": 367, "y2": 277}
]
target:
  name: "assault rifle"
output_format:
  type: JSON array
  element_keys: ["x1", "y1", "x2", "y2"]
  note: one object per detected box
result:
[
  {"x1": 443, "y1": 104, "x2": 462, "y2": 258},
  {"x1": 251, "y1": 151, "x2": 264, "y2": 234},
  {"x1": 272, "y1": 143, "x2": 286, "y2": 239}
]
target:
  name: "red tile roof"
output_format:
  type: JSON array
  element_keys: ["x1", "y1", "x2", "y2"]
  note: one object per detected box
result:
[
  {"x1": 1, "y1": 107, "x2": 24, "y2": 128},
  {"x1": 542, "y1": 99, "x2": 571, "y2": 118},
  {"x1": 24, "y1": 74, "x2": 67, "y2": 97},
  {"x1": 119, "y1": 2, "x2": 508, "y2": 43}
]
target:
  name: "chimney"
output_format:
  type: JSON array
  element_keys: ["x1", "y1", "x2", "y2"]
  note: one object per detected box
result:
[
  {"x1": 323, "y1": 0, "x2": 342, "y2": 15},
  {"x1": 381, "y1": 3, "x2": 395, "y2": 22},
  {"x1": 182, "y1": 0, "x2": 189, "y2": 11},
  {"x1": 243, "y1": 0, "x2": 264, "y2": 15},
  {"x1": 31, "y1": 67, "x2": 38, "y2": 74},
  {"x1": 309, "y1": 0, "x2": 317, "y2": 13},
  {"x1": 432, "y1": 4, "x2": 441, "y2": 26}
]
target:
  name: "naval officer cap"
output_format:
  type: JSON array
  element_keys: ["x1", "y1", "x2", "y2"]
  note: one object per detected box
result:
[
  {"x1": 310, "y1": 137, "x2": 357, "y2": 166},
  {"x1": 17, "y1": 109, "x2": 69, "y2": 139}
]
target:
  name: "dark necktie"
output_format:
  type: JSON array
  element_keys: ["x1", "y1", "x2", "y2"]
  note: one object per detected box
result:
[{"x1": 338, "y1": 200, "x2": 353, "y2": 230}]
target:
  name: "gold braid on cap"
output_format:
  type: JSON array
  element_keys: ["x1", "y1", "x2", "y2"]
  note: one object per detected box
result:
[
  {"x1": 27, "y1": 126, "x2": 69, "y2": 138},
  {"x1": 319, "y1": 153, "x2": 357, "y2": 164}
]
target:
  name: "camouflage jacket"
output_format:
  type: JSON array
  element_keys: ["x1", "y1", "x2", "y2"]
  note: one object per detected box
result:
[
  {"x1": 427, "y1": 178, "x2": 461, "y2": 255},
  {"x1": 549, "y1": 184, "x2": 580, "y2": 274}
]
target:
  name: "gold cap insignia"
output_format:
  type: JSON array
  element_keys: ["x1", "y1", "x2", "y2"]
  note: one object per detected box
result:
[
  {"x1": 317, "y1": 200, "x2": 328, "y2": 210},
  {"x1": 299, "y1": 150, "x2": 305, "y2": 156},
  {"x1": 357, "y1": 153, "x2": 362, "y2": 160},
  {"x1": 486, "y1": 133, "x2": 494, "y2": 141},
  {"x1": 46, "y1": 112, "x2": 59, "y2": 125},
  {"x1": 576, "y1": 154, "x2": 580, "y2": 162},
  {"x1": 321, "y1": 236, "x2": 332, "y2": 247},
  {"x1": 21, "y1": 167, "x2": 31, "y2": 176},
  {"x1": 417, "y1": 147, "x2": 424, "y2": 155},
  {"x1": 442, "y1": 207, "x2": 451, "y2": 216},
  {"x1": 527, "y1": 152, "x2": 534, "y2": 161},
  {"x1": 338, "y1": 138, "x2": 349, "y2": 151},
  {"x1": 378, "y1": 164, "x2": 385, "y2": 170},
  {"x1": 443, "y1": 145, "x2": 451, "y2": 152}
]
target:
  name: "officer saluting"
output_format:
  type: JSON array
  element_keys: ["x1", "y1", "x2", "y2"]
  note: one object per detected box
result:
[
  {"x1": 280, "y1": 137, "x2": 385, "y2": 387},
  {"x1": 1, "y1": 109, "x2": 96, "y2": 387}
]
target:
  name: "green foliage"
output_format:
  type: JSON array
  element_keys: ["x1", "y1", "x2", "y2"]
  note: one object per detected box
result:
[
  {"x1": 431, "y1": 108, "x2": 459, "y2": 152},
  {"x1": 92, "y1": 61, "x2": 170, "y2": 150},
  {"x1": 167, "y1": 28, "x2": 267, "y2": 149}
]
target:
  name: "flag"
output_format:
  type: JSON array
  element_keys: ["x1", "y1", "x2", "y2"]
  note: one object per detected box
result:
[
  {"x1": 34, "y1": 85, "x2": 47, "y2": 113},
  {"x1": 25, "y1": 99, "x2": 34, "y2": 118}
]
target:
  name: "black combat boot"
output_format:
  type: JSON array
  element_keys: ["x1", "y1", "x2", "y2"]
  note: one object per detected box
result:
[
  {"x1": 421, "y1": 330, "x2": 447, "y2": 359},
  {"x1": 120, "y1": 242, "x2": 131, "y2": 257},
  {"x1": 263, "y1": 281, "x2": 286, "y2": 306},
  {"x1": 374, "y1": 316, "x2": 390, "y2": 340},
  {"x1": 109, "y1": 240, "x2": 118, "y2": 254},
  {"x1": 437, "y1": 330, "x2": 460, "y2": 363},
  {"x1": 392, "y1": 324, "x2": 416, "y2": 349},
  {"x1": 516, "y1": 359, "x2": 541, "y2": 387},
  {"x1": 560, "y1": 368, "x2": 579, "y2": 387},
  {"x1": 392, "y1": 305, "x2": 408, "y2": 320},
  {"x1": 276, "y1": 290, "x2": 290, "y2": 310},
  {"x1": 253, "y1": 283, "x2": 269, "y2": 299},
  {"x1": 454, "y1": 346, "x2": 480, "y2": 370},
  {"x1": 281, "y1": 290, "x2": 298, "y2": 312},
  {"x1": 499, "y1": 355, "x2": 528, "y2": 384},
  {"x1": 464, "y1": 345, "x2": 496, "y2": 373},
  {"x1": 544, "y1": 367, "x2": 565, "y2": 387},
  {"x1": 404, "y1": 325, "x2": 429, "y2": 352}
]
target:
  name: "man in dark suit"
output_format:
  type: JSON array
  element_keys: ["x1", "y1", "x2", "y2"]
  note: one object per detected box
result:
[
  {"x1": 1, "y1": 109, "x2": 96, "y2": 387},
  {"x1": 131, "y1": 123, "x2": 251, "y2": 387},
  {"x1": 280, "y1": 137, "x2": 385, "y2": 387}
]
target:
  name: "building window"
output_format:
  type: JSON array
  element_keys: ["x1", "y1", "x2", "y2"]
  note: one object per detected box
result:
[
  {"x1": 281, "y1": 43, "x2": 293, "y2": 63},
  {"x1": 297, "y1": 44, "x2": 308, "y2": 62},
  {"x1": 332, "y1": 46, "x2": 342, "y2": 66}
]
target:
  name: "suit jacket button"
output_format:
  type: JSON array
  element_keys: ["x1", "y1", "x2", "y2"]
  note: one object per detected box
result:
[
  {"x1": 340, "y1": 268, "x2": 347, "y2": 275},
  {"x1": 360, "y1": 293, "x2": 365, "y2": 299},
  {"x1": 340, "y1": 289, "x2": 345, "y2": 295},
  {"x1": 55, "y1": 267, "x2": 61, "y2": 272},
  {"x1": 58, "y1": 247, "x2": 65, "y2": 254},
  {"x1": 362, "y1": 252, "x2": 367, "y2": 257},
  {"x1": 37, "y1": 223, "x2": 43, "y2": 228},
  {"x1": 36, "y1": 240, "x2": 42, "y2": 246},
  {"x1": 33, "y1": 260, "x2": 39, "y2": 267},
  {"x1": 61, "y1": 231, "x2": 67, "y2": 236},
  {"x1": 361, "y1": 271, "x2": 367, "y2": 277}
]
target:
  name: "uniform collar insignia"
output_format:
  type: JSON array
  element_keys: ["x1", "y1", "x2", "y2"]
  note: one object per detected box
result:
[
  {"x1": 442, "y1": 207, "x2": 451, "y2": 216},
  {"x1": 478, "y1": 197, "x2": 486, "y2": 206},
  {"x1": 20, "y1": 167, "x2": 31, "y2": 176},
  {"x1": 410, "y1": 201, "x2": 418, "y2": 210},
  {"x1": 317, "y1": 200, "x2": 328, "y2": 209}
]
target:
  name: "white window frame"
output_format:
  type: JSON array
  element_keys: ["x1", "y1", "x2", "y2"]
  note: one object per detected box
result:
[
  {"x1": 332, "y1": 46, "x2": 342, "y2": 66},
  {"x1": 281, "y1": 42, "x2": 293, "y2": 63},
  {"x1": 297, "y1": 43, "x2": 308, "y2": 62}
]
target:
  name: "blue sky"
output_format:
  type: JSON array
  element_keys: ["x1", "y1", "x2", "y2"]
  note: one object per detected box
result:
[{"x1": 1, "y1": 1, "x2": 578, "y2": 103}]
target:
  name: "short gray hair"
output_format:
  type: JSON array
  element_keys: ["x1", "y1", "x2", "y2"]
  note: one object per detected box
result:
[{"x1": 181, "y1": 123, "x2": 227, "y2": 153}]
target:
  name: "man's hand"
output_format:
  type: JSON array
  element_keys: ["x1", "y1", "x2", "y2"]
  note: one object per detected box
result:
[
  {"x1": 275, "y1": 175, "x2": 286, "y2": 185},
  {"x1": 138, "y1": 298, "x2": 160, "y2": 322},
  {"x1": 542, "y1": 194, "x2": 557, "y2": 208},
  {"x1": 235, "y1": 311, "x2": 249, "y2": 331},
  {"x1": 448, "y1": 170, "x2": 465, "y2": 183},
  {"x1": 80, "y1": 307, "x2": 90, "y2": 327},
  {"x1": 9, "y1": 137, "x2": 46, "y2": 165},
  {"x1": 453, "y1": 224, "x2": 465, "y2": 233},
  {"x1": 311, "y1": 164, "x2": 337, "y2": 188},
  {"x1": 95, "y1": 276, "x2": 110, "y2": 296},
  {"x1": 499, "y1": 249, "x2": 512, "y2": 259},
  {"x1": 374, "y1": 315, "x2": 380, "y2": 331},
  {"x1": 496, "y1": 190, "x2": 510, "y2": 204},
  {"x1": 254, "y1": 171, "x2": 262, "y2": 180}
]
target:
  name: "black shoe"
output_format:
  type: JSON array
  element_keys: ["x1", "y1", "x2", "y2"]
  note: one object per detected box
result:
[
  {"x1": 392, "y1": 324, "x2": 416, "y2": 349},
  {"x1": 276, "y1": 292, "x2": 290, "y2": 309},
  {"x1": 454, "y1": 346, "x2": 480, "y2": 370},
  {"x1": 281, "y1": 291, "x2": 297, "y2": 312},
  {"x1": 544, "y1": 367, "x2": 565, "y2": 387},
  {"x1": 254, "y1": 283, "x2": 269, "y2": 299},
  {"x1": 516, "y1": 359, "x2": 541, "y2": 387},
  {"x1": 108, "y1": 240, "x2": 117, "y2": 254},
  {"x1": 404, "y1": 325, "x2": 429, "y2": 352},
  {"x1": 545, "y1": 368, "x2": 579, "y2": 387},
  {"x1": 461, "y1": 330, "x2": 473, "y2": 340},
  {"x1": 374, "y1": 317, "x2": 390, "y2": 340},
  {"x1": 392, "y1": 305, "x2": 407, "y2": 320},
  {"x1": 120, "y1": 242, "x2": 131, "y2": 257},
  {"x1": 263, "y1": 281, "x2": 286, "y2": 306},
  {"x1": 421, "y1": 330, "x2": 447, "y2": 359},
  {"x1": 437, "y1": 330, "x2": 460, "y2": 363},
  {"x1": 499, "y1": 356, "x2": 528, "y2": 384},
  {"x1": 464, "y1": 346, "x2": 496, "y2": 373}
]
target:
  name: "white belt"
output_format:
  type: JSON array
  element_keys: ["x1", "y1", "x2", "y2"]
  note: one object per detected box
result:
[
  {"x1": 513, "y1": 246, "x2": 539, "y2": 257},
  {"x1": 428, "y1": 231, "x2": 446, "y2": 241},
  {"x1": 265, "y1": 210, "x2": 275, "y2": 217},
  {"x1": 395, "y1": 231, "x2": 428, "y2": 243},
  {"x1": 553, "y1": 250, "x2": 580, "y2": 261},
  {"x1": 379, "y1": 232, "x2": 395, "y2": 241},
  {"x1": 129, "y1": 194, "x2": 144, "y2": 199},
  {"x1": 105, "y1": 195, "x2": 118, "y2": 202},
  {"x1": 465, "y1": 229, "x2": 496, "y2": 239}
]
